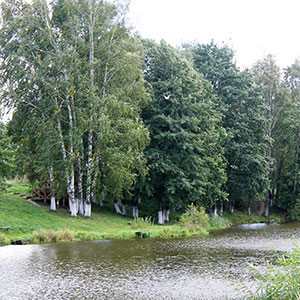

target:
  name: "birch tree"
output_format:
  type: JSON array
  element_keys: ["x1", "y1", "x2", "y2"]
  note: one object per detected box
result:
[{"x1": 0, "y1": 0, "x2": 149, "y2": 216}]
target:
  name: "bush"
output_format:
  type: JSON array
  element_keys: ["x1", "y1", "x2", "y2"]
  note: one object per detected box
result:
[
  {"x1": 179, "y1": 204, "x2": 210, "y2": 233},
  {"x1": 238, "y1": 242, "x2": 300, "y2": 299},
  {"x1": 210, "y1": 215, "x2": 231, "y2": 230},
  {"x1": 0, "y1": 233, "x2": 8, "y2": 245},
  {"x1": 32, "y1": 228, "x2": 76, "y2": 243}
]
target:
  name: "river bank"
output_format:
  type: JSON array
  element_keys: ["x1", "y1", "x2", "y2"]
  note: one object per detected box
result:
[{"x1": 0, "y1": 182, "x2": 283, "y2": 246}]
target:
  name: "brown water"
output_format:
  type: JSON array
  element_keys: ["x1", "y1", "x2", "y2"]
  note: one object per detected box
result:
[{"x1": 1, "y1": 222, "x2": 300, "y2": 300}]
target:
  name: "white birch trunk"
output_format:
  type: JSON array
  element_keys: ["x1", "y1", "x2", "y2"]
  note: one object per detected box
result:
[
  {"x1": 77, "y1": 142, "x2": 84, "y2": 215},
  {"x1": 84, "y1": 202, "x2": 91, "y2": 218},
  {"x1": 158, "y1": 210, "x2": 164, "y2": 225},
  {"x1": 121, "y1": 203, "x2": 127, "y2": 216},
  {"x1": 78, "y1": 198, "x2": 84, "y2": 215},
  {"x1": 132, "y1": 205, "x2": 139, "y2": 218},
  {"x1": 164, "y1": 208, "x2": 169, "y2": 222},
  {"x1": 69, "y1": 165, "x2": 77, "y2": 217},
  {"x1": 78, "y1": 169, "x2": 84, "y2": 215},
  {"x1": 84, "y1": 0, "x2": 96, "y2": 218},
  {"x1": 67, "y1": 100, "x2": 77, "y2": 217},
  {"x1": 49, "y1": 166, "x2": 56, "y2": 211},
  {"x1": 248, "y1": 206, "x2": 251, "y2": 215},
  {"x1": 220, "y1": 202, "x2": 223, "y2": 217},
  {"x1": 264, "y1": 191, "x2": 270, "y2": 217},
  {"x1": 114, "y1": 198, "x2": 122, "y2": 214},
  {"x1": 91, "y1": 166, "x2": 98, "y2": 204},
  {"x1": 213, "y1": 202, "x2": 218, "y2": 217}
]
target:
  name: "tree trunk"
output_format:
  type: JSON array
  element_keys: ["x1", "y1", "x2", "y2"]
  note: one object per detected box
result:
[
  {"x1": 158, "y1": 209, "x2": 164, "y2": 225},
  {"x1": 164, "y1": 207, "x2": 170, "y2": 222},
  {"x1": 132, "y1": 205, "x2": 137, "y2": 218},
  {"x1": 213, "y1": 202, "x2": 218, "y2": 217},
  {"x1": 49, "y1": 166, "x2": 56, "y2": 211},
  {"x1": 84, "y1": 0, "x2": 96, "y2": 218},
  {"x1": 248, "y1": 198, "x2": 251, "y2": 215},
  {"x1": 84, "y1": 202, "x2": 91, "y2": 218},
  {"x1": 220, "y1": 202, "x2": 223, "y2": 217},
  {"x1": 68, "y1": 165, "x2": 77, "y2": 217},
  {"x1": 114, "y1": 197, "x2": 122, "y2": 214},
  {"x1": 264, "y1": 190, "x2": 270, "y2": 217},
  {"x1": 100, "y1": 190, "x2": 106, "y2": 207}
]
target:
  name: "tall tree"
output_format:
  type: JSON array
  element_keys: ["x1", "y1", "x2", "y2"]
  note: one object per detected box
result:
[
  {"x1": 188, "y1": 42, "x2": 268, "y2": 214},
  {"x1": 0, "y1": 119, "x2": 16, "y2": 190},
  {"x1": 251, "y1": 55, "x2": 287, "y2": 216},
  {"x1": 0, "y1": 0, "x2": 149, "y2": 216},
  {"x1": 141, "y1": 40, "x2": 227, "y2": 223}
]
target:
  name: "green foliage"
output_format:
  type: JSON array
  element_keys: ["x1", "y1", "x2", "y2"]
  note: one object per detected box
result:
[
  {"x1": 32, "y1": 228, "x2": 75, "y2": 243},
  {"x1": 179, "y1": 204, "x2": 210, "y2": 233},
  {"x1": 141, "y1": 40, "x2": 227, "y2": 215},
  {"x1": 0, "y1": 0, "x2": 149, "y2": 215},
  {"x1": 188, "y1": 42, "x2": 268, "y2": 210},
  {"x1": 0, "y1": 122, "x2": 16, "y2": 190},
  {"x1": 239, "y1": 243, "x2": 300, "y2": 300},
  {"x1": 210, "y1": 215, "x2": 231, "y2": 230},
  {"x1": 0, "y1": 233, "x2": 9, "y2": 245},
  {"x1": 131, "y1": 216, "x2": 154, "y2": 229},
  {"x1": 289, "y1": 196, "x2": 300, "y2": 221}
]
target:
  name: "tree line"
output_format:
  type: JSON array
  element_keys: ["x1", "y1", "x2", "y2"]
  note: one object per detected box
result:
[{"x1": 1, "y1": 0, "x2": 300, "y2": 223}]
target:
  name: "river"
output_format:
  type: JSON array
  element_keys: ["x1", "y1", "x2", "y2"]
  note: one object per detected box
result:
[{"x1": 1, "y1": 222, "x2": 300, "y2": 300}]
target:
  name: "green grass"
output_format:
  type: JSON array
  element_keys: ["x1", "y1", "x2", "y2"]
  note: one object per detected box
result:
[
  {"x1": 223, "y1": 209, "x2": 283, "y2": 226},
  {"x1": 0, "y1": 182, "x2": 285, "y2": 246},
  {"x1": 0, "y1": 183, "x2": 196, "y2": 245}
]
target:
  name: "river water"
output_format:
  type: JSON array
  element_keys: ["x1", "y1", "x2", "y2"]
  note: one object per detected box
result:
[{"x1": 1, "y1": 222, "x2": 300, "y2": 300}]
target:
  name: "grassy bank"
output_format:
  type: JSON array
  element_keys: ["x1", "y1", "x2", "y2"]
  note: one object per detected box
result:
[
  {"x1": 0, "y1": 183, "x2": 198, "y2": 246},
  {"x1": 0, "y1": 182, "x2": 283, "y2": 246}
]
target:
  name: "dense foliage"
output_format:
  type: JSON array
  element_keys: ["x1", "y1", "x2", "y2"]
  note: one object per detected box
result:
[
  {"x1": 0, "y1": 120, "x2": 15, "y2": 190},
  {"x1": 1, "y1": 0, "x2": 300, "y2": 222}
]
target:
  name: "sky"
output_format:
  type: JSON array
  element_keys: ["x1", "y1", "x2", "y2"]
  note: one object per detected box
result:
[{"x1": 128, "y1": 0, "x2": 300, "y2": 69}]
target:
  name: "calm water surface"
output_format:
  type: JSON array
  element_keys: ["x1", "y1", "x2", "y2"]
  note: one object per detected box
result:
[{"x1": 1, "y1": 222, "x2": 300, "y2": 300}]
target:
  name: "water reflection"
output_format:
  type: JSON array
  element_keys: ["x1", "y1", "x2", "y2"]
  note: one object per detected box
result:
[{"x1": 1, "y1": 222, "x2": 300, "y2": 300}]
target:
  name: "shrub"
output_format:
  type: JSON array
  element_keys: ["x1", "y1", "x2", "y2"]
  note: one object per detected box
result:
[
  {"x1": 32, "y1": 229, "x2": 51, "y2": 243},
  {"x1": 210, "y1": 215, "x2": 231, "y2": 230},
  {"x1": 179, "y1": 204, "x2": 210, "y2": 233},
  {"x1": 57, "y1": 228, "x2": 75, "y2": 242},
  {"x1": 0, "y1": 233, "x2": 8, "y2": 245},
  {"x1": 238, "y1": 242, "x2": 300, "y2": 299},
  {"x1": 32, "y1": 228, "x2": 76, "y2": 243}
]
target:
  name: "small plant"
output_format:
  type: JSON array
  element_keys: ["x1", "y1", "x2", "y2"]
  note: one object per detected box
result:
[
  {"x1": 238, "y1": 242, "x2": 300, "y2": 299},
  {"x1": 33, "y1": 229, "x2": 51, "y2": 243},
  {"x1": 57, "y1": 228, "x2": 75, "y2": 242},
  {"x1": 179, "y1": 204, "x2": 210, "y2": 234},
  {"x1": 32, "y1": 228, "x2": 76, "y2": 243},
  {"x1": 131, "y1": 216, "x2": 154, "y2": 229},
  {"x1": 0, "y1": 233, "x2": 8, "y2": 245},
  {"x1": 210, "y1": 215, "x2": 231, "y2": 230}
]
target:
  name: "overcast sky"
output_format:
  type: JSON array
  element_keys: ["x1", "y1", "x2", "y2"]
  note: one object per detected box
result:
[{"x1": 128, "y1": 0, "x2": 300, "y2": 69}]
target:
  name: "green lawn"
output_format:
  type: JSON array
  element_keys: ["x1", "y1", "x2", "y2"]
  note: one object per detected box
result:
[
  {"x1": 0, "y1": 182, "x2": 284, "y2": 246},
  {"x1": 0, "y1": 182, "x2": 187, "y2": 245}
]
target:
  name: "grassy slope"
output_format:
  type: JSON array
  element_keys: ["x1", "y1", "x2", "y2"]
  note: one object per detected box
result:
[
  {"x1": 0, "y1": 182, "x2": 284, "y2": 245},
  {"x1": 0, "y1": 183, "x2": 186, "y2": 245}
]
